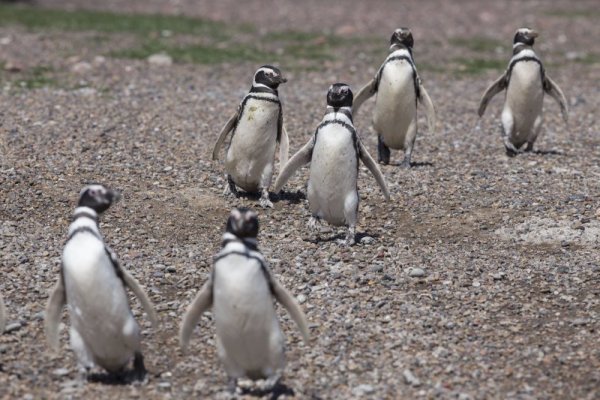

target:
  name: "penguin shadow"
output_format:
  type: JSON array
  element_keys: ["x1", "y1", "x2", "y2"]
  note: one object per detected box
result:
[
  {"x1": 531, "y1": 149, "x2": 564, "y2": 156},
  {"x1": 240, "y1": 381, "x2": 295, "y2": 399},
  {"x1": 305, "y1": 231, "x2": 380, "y2": 245},
  {"x1": 274, "y1": 190, "x2": 306, "y2": 204},
  {"x1": 86, "y1": 370, "x2": 150, "y2": 385},
  {"x1": 386, "y1": 161, "x2": 434, "y2": 168}
]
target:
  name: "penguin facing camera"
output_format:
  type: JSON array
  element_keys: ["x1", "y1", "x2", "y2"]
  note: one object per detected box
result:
[
  {"x1": 478, "y1": 28, "x2": 569, "y2": 156},
  {"x1": 180, "y1": 207, "x2": 310, "y2": 393},
  {"x1": 45, "y1": 184, "x2": 158, "y2": 381},
  {"x1": 212, "y1": 65, "x2": 290, "y2": 208},
  {"x1": 274, "y1": 83, "x2": 390, "y2": 246},
  {"x1": 353, "y1": 28, "x2": 436, "y2": 167}
]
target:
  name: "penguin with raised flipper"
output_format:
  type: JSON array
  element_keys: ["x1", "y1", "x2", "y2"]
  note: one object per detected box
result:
[
  {"x1": 212, "y1": 65, "x2": 290, "y2": 208},
  {"x1": 478, "y1": 28, "x2": 569, "y2": 155},
  {"x1": 45, "y1": 184, "x2": 158, "y2": 381},
  {"x1": 274, "y1": 83, "x2": 390, "y2": 246},
  {"x1": 353, "y1": 28, "x2": 436, "y2": 167},
  {"x1": 180, "y1": 208, "x2": 309, "y2": 392}
]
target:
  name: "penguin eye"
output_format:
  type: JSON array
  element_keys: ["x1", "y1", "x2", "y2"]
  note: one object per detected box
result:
[{"x1": 89, "y1": 189, "x2": 97, "y2": 196}]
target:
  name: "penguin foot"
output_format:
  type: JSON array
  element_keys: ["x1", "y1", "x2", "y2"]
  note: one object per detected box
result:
[
  {"x1": 503, "y1": 139, "x2": 519, "y2": 157},
  {"x1": 340, "y1": 227, "x2": 356, "y2": 246},
  {"x1": 399, "y1": 158, "x2": 412, "y2": 169},
  {"x1": 131, "y1": 352, "x2": 147, "y2": 382},
  {"x1": 227, "y1": 377, "x2": 239, "y2": 394},
  {"x1": 307, "y1": 216, "x2": 321, "y2": 231},
  {"x1": 377, "y1": 136, "x2": 390, "y2": 165},
  {"x1": 259, "y1": 190, "x2": 273, "y2": 208},
  {"x1": 524, "y1": 142, "x2": 535, "y2": 152},
  {"x1": 223, "y1": 176, "x2": 239, "y2": 197}
]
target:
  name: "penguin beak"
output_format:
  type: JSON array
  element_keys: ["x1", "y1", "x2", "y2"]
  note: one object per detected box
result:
[
  {"x1": 529, "y1": 30, "x2": 539, "y2": 38},
  {"x1": 277, "y1": 76, "x2": 287, "y2": 84}
]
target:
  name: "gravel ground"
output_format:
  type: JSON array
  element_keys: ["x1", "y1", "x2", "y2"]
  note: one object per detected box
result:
[{"x1": 1, "y1": 1, "x2": 599, "y2": 399}]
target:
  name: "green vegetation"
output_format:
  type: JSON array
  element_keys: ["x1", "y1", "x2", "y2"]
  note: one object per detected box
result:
[
  {"x1": 0, "y1": 4, "x2": 230, "y2": 38},
  {"x1": 450, "y1": 37, "x2": 505, "y2": 53},
  {"x1": 454, "y1": 58, "x2": 506, "y2": 75},
  {"x1": 17, "y1": 65, "x2": 56, "y2": 89},
  {"x1": 545, "y1": 9, "x2": 600, "y2": 18}
]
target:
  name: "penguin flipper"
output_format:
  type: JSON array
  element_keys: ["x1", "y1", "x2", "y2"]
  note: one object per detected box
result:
[
  {"x1": 212, "y1": 111, "x2": 238, "y2": 161},
  {"x1": 478, "y1": 73, "x2": 507, "y2": 117},
  {"x1": 279, "y1": 124, "x2": 290, "y2": 167},
  {"x1": 121, "y1": 268, "x2": 159, "y2": 329},
  {"x1": 45, "y1": 277, "x2": 66, "y2": 351},
  {"x1": 352, "y1": 78, "x2": 377, "y2": 116},
  {"x1": 544, "y1": 75, "x2": 569, "y2": 124},
  {"x1": 418, "y1": 83, "x2": 436, "y2": 134},
  {"x1": 273, "y1": 138, "x2": 314, "y2": 193},
  {"x1": 358, "y1": 140, "x2": 390, "y2": 201},
  {"x1": 0, "y1": 293, "x2": 6, "y2": 334},
  {"x1": 271, "y1": 277, "x2": 310, "y2": 343},
  {"x1": 180, "y1": 279, "x2": 213, "y2": 353}
]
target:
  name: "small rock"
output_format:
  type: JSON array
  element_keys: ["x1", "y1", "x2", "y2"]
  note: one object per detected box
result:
[
  {"x1": 458, "y1": 394, "x2": 473, "y2": 400},
  {"x1": 157, "y1": 382, "x2": 171, "y2": 389},
  {"x1": 360, "y1": 236, "x2": 375, "y2": 245},
  {"x1": 148, "y1": 53, "x2": 173, "y2": 67},
  {"x1": 71, "y1": 61, "x2": 92, "y2": 74},
  {"x1": 0, "y1": 36, "x2": 11, "y2": 45},
  {"x1": 352, "y1": 384, "x2": 375, "y2": 396},
  {"x1": 165, "y1": 265, "x2": 177, "y2": 273},
  {"x1": 408, "y1": 267, "x2": 425, "y2": 278},
  {"x1": 52, "y1": 368, "x2": 70, "y2": 377},
  {"x1": 193, "y1": 380, "x2": 206, "y2": 393},
  {"x1": 296, "y1": 294, "x2": 307, "y2": 304},
  {"x1": 4, "y1": 61, "x2": 22, "y2": 72},
  {"x1": 5, "y1": 322, "x2": 22, "y2": 333},
  {"x1": 403, "y1": 369, "x2": 421, "y2": 386}
]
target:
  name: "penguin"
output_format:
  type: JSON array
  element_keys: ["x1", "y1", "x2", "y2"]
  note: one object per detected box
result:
[
  {"x1": 212, "y1": 65, "x2": 290, "y2": 208},
  {"x1": 478, "y1": 28, "x2": 569, "y2": 155},
  {"x1": 180, "y1": 207, "x2": 309, "y2": 391},
  {"x1": 352, "y1": 28, "x2": 436, "y2": 167},
  {"x1": 0, "y1": 292, "x2": 6, "y2": 333},
  {"x1": 45, "y1": 184, "x2": 158, "y2": 380},
  {"x1": 273, "y1": 83, "x2": 390, "y2": 246}
]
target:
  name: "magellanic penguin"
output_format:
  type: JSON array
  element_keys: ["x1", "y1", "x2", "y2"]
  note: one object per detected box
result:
[
  {"x1": 45, "y1": 184, "x2": 158, "y2": 380},
  {"x1": 212, "y1": 65, "x2": 290, "y2": 208},
  {"x1": 274, "y1": 83, "x2": 390, "y2": 246},
  {"x1": 180, "y1": 208, "x2": 310, "y2": 391},
  {"x1": 478, "y1": 28, "x2": 569, "y2": 155},
  {"x1": 352, "y1": 28, "x2": 436, "y2": 167},
  {"x1": 0, "y1": 292, "x2": 6, "y2": 333}
]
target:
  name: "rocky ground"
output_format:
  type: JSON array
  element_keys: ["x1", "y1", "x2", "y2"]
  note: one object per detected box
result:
[{"x1": 0, "y1": 0, "x2": 599, "y2": 399}]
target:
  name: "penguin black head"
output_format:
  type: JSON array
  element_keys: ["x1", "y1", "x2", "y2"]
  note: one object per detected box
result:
[
  {"x1": 514, "y1": 28, "x2": 538, "y2": 46},
  {"x1": 78, "y1": 184, "x2": 121, "y2": 214},
  {"x1": 253, "y1": 65, "x2": 287, "y2": 89},
  {"x1": 326, "y1": 83, "x2": 353, "y2": 109},
  {"x1": 390, "y1": 28, "x2": 414, "y2": 49},
  {"x1": 226, "y1": 207, "x2": 259, "y2": 239}
]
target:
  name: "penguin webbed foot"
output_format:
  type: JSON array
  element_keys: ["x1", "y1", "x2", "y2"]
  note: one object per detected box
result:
[
  {"x1": 259, "y1": 189, "x2": 273, "y2": 208},
  {"x1": 131, "y1": 352, "x2": 147, "y2": 383},
  {"x1": 377, "y1": 136, "x2": 390, "y2": 165},
  {"x1": 399, "y1": 158, "x2": 412, "y2": 169},
  {"x1": 338, "y1": 226, "x2": 356, "y2": 246},
  {"x1": 223, "y1": 175, "x2": 239, "y2": 197},
  {"x1": 503, "y1": 138, "x2": 520, "y2": 157}
]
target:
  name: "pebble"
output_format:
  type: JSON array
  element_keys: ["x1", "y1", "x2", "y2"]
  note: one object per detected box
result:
[
  {"x1": 296, "y1": 293, "x2": 307, "y2": 304},
  {"x1": 360, "y1": 236, "x2": 375, "y2": 245},
  {"x1": 52, "y1": 368, "x2": 70, "y2": 377},
  {"x1": 148, "y1": 53, "x2": 173, "y2": 66},
  {"x1": 71, "y1": 61, "x2": 92, "y2": 74},
  {"x1": 157, "y1": 382, "x2": 172, "y2": 389},
  {"x1": 5, "y1": 322, "x2": 22, "y2": 333},
  {"x1": 352, "y1": 384, "x2": 375, "y2": 396},
  {"x1": 408, "y1": 267, "x2": 426, "y2": 278},
  {"x1": 403, "y1": 369, "x2": 421, "y2": 386}
]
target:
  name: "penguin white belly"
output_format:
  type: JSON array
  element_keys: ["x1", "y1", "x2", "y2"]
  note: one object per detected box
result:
[
  {"x1": 226, "y1": 99, "x2": 279, "y2": 192},
  {"x1": 213, "y1": 255, "x2": 283, "y2": 378},
  {"x1": 504, "y1": 63, "x2": 544, "y2": 145},
  {"x1": 308, "y1": 125, "x2": 358, "y2": 226},
  {"x1": 63, "y1": 235, "x2": 139, "y2": 372},
  {"x1": 373, "y1": 63, "x2": 417, "y2": 149}
]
